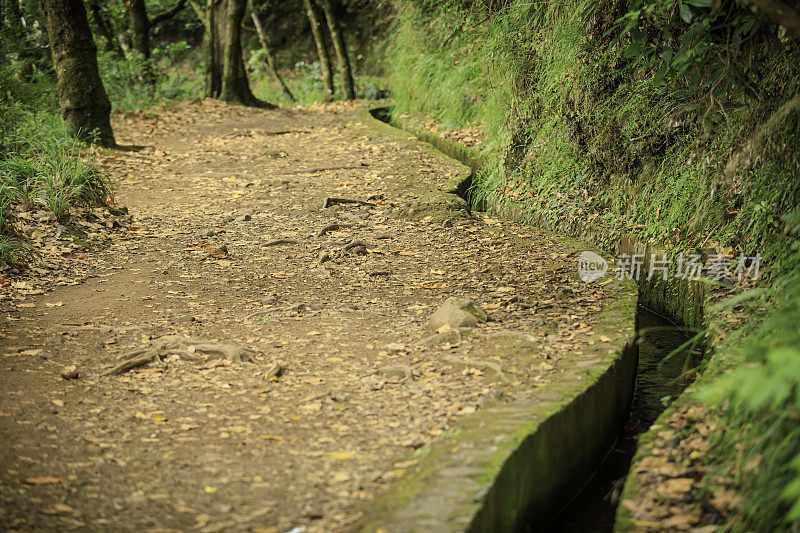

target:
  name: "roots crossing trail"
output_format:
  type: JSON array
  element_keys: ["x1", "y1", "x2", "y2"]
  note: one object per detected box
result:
[{"x1": 0, "y1": 100, "x2": 621, "y2": 531}]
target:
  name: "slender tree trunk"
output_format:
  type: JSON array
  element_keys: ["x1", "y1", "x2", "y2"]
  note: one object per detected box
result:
[
  {"x1": 194, "y1": 0, "x2": 272, "y2": 107},
  {"x1": 87, "y1": 0, "x2": 124, "y2": 57},
  {"x1": 4, "y1": 0, "x2": 34, "y2": 78},
  {"x1": 41, "y1": 0, "x2": 115, "y2": 146},
  {"x1": 302, "y1": 0, "x2": 333, "y2": 102},
  {"x1": 219, "y1": 0, "x2": 245, "y2": 102},
  {"x1": 320, "y1": 0, "x2": 354, "y2": 100},
  {"x1": 250, "y1": 11, "x2": 295, "y2": 103},
  {"x1": 128, "y1": 0, "x2": 150, "y2": 59},
  {"x1": 0, "y1": 3, "x2": 6, "y2": 65},
  {"x1": 0, "y1": 1, "x2": 11, "y2": 63},
  {"x1": 127, "y1": 0, "x2": 156, "y2": 91},
  {"x1": 190, "y1": 0, "x2": 218, "y2": 96},
  {"x1": 203, "y1": 0, "x2": 219, "y2": 97}
]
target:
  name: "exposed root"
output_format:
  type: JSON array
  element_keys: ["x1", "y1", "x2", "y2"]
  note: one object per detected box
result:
[
  {"x1": 50, "y1": 324, "x2": 151, "y2": 336},
  {"x1": 342, "y1": 240, "x2": 368, "y2": 251},
  {"x1": 103, "y1": 335, "x2": 259, "y2": 376},
  {"x1": 323, "y1": 197, "x2": 375, "y2": 208},
  {"x1": 223, "y1": 129, "x2": 310, "y2": 138},
  {"x1": 104, "y1": 351, "x2": 160, "y2": 376},
  {"x1": 265, "y1": 361, "x2": 285, "y2": 379},
  {"x1": 264, "y1": 239, "x2": 300, "y2": 246},
  {"x1": 286, "y1": 165, "x2": 367, "y2": 176},
  {"x1": 317, "y1": 223, "x2": 353, "y2": 237},
  {"x1": 444, "y1": 356, "x2": 510, "y2": 383},
  {"x1": 317, "y1": 252, "x2": 333, "y2": 277}
]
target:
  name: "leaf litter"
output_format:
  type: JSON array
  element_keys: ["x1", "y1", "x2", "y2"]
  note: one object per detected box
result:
[{"x1": 0, "y1": 99, "x2": 623, "y2": 532}]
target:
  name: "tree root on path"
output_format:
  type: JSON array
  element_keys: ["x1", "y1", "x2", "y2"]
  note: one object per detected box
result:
[
  {"x1": 316, "y1": 223, "x2": 354, "y2": 237},
  {"x1": 284, "y1": 165, "x2": 367, "y2": 176},
  {"x1": 103, "y1": 335, "x2": 259, "y2": 376},
  {"x1": 323, "y1": 197, "x2": 375, "y2": 208},
  {"x1": 50, "y1": 324, "x2": 151, "y2": 336},
  {"x1": 444, "y1": 356, "x2": 511, "y2": 383},
  {"x1": 264, "y1": 238, "x2": 300, "y2": 246}
]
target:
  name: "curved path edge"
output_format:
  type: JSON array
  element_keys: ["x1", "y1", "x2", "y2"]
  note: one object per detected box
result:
[{"x1": 350, "y1": 108, "x2": 640, "y2": 532}]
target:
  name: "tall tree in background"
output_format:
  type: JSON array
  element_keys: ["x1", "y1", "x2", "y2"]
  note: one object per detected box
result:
[
  {"x1": 302, "y1": 0, "x2": 333, "y2": 102},
  {"x1": 41, "y1": 0, "x2": 115, "y2": 146},
  {"x1": 87, "y1": 0, "x2": 123, "y2": 57},
  {"x1": 192, "y1": 0, "x2": 272, "y2": 107},
  {"x1": 320, "y1": 0, "x2": 354, "y2": 100},
  {"x1": 2, "y1": 0, "x2": 37, "y2": 78},
  {"x1": 251, "y1": 10, "x2": 295, "y2": 103},
  {"x1": 127, "y1": 0, "x2": 187, "y2": 61}
]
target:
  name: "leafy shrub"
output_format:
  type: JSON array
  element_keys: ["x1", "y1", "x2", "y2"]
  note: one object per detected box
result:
[{"x1": 98, "y1": 41, "x2": 203, "y2": 112}]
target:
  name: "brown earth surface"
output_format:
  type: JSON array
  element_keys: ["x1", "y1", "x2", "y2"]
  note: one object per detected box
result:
[{"x1": 0, "y1": 100, "x2": 623, "y2": 532}]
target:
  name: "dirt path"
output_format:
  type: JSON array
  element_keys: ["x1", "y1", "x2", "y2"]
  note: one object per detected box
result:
[{"x1": 0, "y1": 100, "x2": 618, "y2": 532}]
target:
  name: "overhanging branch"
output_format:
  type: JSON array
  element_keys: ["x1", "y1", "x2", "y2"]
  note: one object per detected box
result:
[
  {"x1": 150, "y1": 0, "x2": 188, "y2": 26},
  {"x1": 745, "y1": 0, "x2": 800, "y2": 40}
]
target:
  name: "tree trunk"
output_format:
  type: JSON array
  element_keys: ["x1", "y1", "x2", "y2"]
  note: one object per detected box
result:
[
  {"x1": 127, "y1": 0, "x2": 157, "y2": 90},
  {"x1": 128, "y1": 0, "x2": 150, "y2": 59},
  {"x1": 204, "y1": 0, "x2": 219, "y2": 97},
  {"x1": 87, "y1": 0, "x2": 124, "y2": 57},
  {"x1": 41, "y1": 0, "x2": 115, "y2": 146},
  {"x1": 194, "y1": 0, "x2": 272, "y2": 107},
  {"x1": 190, "y1": 0, "x2": 218, "y2": 96},
  {"x1": 251, "y1": 11, "x2": 295, "y2": 103},
  {"x1": 302, "y1": 0, "x2": 334, "y2": 102},
  {"x1": 4, "y1": 0, "x2": 34, "y2": 78},
  {"x1": 320, "y1": 0, "x2": 354, "y2": 100},
  {"x1": 744, "y1": 0, "x2": 800, "y2": 39}
]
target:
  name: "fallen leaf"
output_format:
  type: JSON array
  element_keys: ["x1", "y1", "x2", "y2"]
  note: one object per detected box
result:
[
  {"x1": 41, "y1": 503, "x2": 73, "y2": 514},
  {"x1": 20, "y1": 475, "x2": 64, "y2": 485},
  {"x1": 326, "y1": 451, "x2": 356, "y2": 459}
]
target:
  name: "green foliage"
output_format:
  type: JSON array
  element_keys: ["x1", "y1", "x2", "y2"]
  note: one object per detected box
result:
[
  {"x1": 250, "y1": 57, "x2": 389, "y2": 105},
  {"x1": 698, "y1": 209, "x2": 800, "y2": 527},
  {"x1": 618, "y1": 0, "x2": 767, "y2": 93},
  {"x1": 0, "y1": 234, "x2": 36, "y2": 266},
  {"x1": 0, "y1": 64, "x2": 113, "y2": 265},
  {"x1": 0, "y1": 138, "x2": 113, "y2": 220},
  {"x1": 98, "y1": 42, "x2": 203, "y2": 112},
  {"x1": 388, "y1": 0, "x2": 800, "y2": 528}
]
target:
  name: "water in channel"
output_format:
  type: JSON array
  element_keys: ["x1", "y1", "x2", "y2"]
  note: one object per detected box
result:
[{"x1": 545, "y1": 305, "x2": 703, "y2": 532}]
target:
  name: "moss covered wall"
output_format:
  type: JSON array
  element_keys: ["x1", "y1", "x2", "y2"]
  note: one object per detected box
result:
[
  {"x1": 384, "y1": 0, "x2": 800, "y2": 528},
  {"x1": 387, "y1": 0, "x2": 800, "y2": 270}
]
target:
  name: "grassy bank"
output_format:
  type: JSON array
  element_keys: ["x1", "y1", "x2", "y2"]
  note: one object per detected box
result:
[
  {"x1": 0, "y1": 63, "x2": 114, "y2": 267},
  {"x1": 385, "y1": 0, "x2": 800, "y2": 529}
]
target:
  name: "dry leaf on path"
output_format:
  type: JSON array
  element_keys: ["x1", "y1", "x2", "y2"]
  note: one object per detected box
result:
[{"x1": 20, "y1": 475, "x2": 64, "y2": 485}]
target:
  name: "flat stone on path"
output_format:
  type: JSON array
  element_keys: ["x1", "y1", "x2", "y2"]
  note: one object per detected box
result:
[{"x1": 427, "y1": 296, "x2": 488, "y2": 331}]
